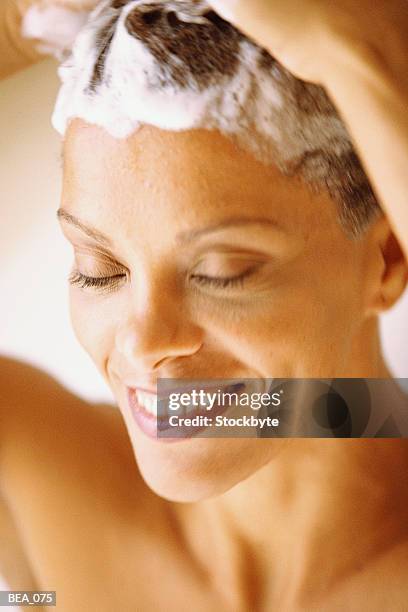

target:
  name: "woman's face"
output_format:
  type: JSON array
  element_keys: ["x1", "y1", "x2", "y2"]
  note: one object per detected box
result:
[{"x1": 60, "y1": 119, "x2": 382, "y2": 501}]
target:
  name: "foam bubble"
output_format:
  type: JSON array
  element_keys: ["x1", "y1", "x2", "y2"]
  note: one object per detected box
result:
[{"x1": 22, "y1": 4, "x2": 89, "y2": 60}]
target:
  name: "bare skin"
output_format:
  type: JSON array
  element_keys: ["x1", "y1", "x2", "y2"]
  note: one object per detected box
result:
[{"x1": 1, "y1": 1, "x2": 408, "y2": 611}]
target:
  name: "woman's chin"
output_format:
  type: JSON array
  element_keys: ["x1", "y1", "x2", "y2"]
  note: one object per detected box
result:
[
  {"x1": 136, "y1": 467, "x2": 222, "y2": 503},
  {"x1": 130, "y1": 433, "x2": 288, "y2": 502}
]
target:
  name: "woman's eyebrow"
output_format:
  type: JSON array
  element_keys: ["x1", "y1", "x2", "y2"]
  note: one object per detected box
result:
[
  {"x1": 56, "y1": 208, "x2": 112, "y2": 247},
  {"x1": 176, "y1": 216, "x2": 283, "y2": 244}
]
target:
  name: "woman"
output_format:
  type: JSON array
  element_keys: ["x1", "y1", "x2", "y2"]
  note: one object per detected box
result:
[{"x1": 1, "y1": 1, "x2": 408, "y2": 610}]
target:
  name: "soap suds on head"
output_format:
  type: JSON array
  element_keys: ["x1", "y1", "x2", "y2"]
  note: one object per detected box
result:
[
  {"x1": 50, "y1": 0, "x2": 380, "y2": 235},
  {"x1": 52, "y1": 0, "x2": 347, "y2": 164}
]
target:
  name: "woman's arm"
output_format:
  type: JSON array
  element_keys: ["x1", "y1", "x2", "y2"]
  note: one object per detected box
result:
[
  {"x1": 0, "y1": 0, "x2": 42, "y2": 79},
  {"x1": 325, "y1": 37, "x2": 408, "y2": 260},
  {"x1": 210, "y1": 0, "x2": 408, "y2": 259},
  {"x1": 0, "y1": 0, "x2": 97, "y2": 81}
]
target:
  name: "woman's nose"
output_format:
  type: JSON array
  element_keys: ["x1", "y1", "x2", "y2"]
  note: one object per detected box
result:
[{"x1": 114, "y1": 290, "x2": 203, "y2": 372}]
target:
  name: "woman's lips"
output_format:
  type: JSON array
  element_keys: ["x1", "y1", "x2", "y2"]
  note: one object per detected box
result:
[
  {"x1": 127, "y1": 387, "x2": 166, "y2": 441},
  {"x1": 127, "y1": 387, "x2": 196, "y2": 442},
  {"x1": 126, "y1": 383, "x2": 246, "y2": 441}
]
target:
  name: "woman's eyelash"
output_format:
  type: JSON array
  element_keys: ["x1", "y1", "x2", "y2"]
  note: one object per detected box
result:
[
  {"x1": 69, "y1": 265, "x2": 258, "y2": 293},
  {"x1": 190, "y1": 267, "x2": 256, "y2": 289},
  {"x1": 68, "y1": 271, "x2": 126, "y2": 292}
]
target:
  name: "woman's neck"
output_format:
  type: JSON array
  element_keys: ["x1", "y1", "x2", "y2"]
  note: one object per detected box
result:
[{"x1": 178, "y1": 437, "x2": 408, "y2": 610}]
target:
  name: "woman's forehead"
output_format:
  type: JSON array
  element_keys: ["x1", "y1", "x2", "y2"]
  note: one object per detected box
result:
[
  {"x1": 62, "y1": 120, "x2": 337, "y2": 242},
  {"x1": 63, "y1": 120, "x2": 296, "y2": 197}
]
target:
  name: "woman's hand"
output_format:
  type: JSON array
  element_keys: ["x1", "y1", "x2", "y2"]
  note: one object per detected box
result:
[
  {"x1": 209, "y1": 0, "x2": 408, "y2": 86},
  {"x1": 210, "y1": 0, "x2": 408, "y2": 261}
]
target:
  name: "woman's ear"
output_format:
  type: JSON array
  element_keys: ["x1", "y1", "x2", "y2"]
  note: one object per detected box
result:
[{"x1": 364, "y1": 216, "x2": 408, "y2": 316}]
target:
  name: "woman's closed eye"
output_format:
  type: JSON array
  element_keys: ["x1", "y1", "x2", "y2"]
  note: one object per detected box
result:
[
  {"x1": 68, "y1": 270, "x2": 127, "y2": 293},
  {"x1": 190, "y1": 267, "x2": 258, "y2": 289},
  {"x1": 189, "y1": 253, "x2": 267, "y2": 291},
  {"x1": 68, "y1": 252, "x2": 270, "y2": 295},
  {"x1": 68, "y1": 249, "x2": 128, "y2": 293}
]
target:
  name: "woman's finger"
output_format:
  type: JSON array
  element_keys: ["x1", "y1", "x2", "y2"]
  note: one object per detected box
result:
[{"x1": 209, "y1": 0, "x2": 326, "y2": 81}]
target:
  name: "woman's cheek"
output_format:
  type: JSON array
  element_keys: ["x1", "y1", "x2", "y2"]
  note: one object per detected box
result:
[
  {"x1": 68, "y1": 289, "x2": 118, "y2": 373},
  {"x1": 210, "y1": 284, "x2": 348, "y2": 378}
]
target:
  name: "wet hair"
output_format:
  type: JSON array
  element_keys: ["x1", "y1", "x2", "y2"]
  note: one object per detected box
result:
[{"x1": 52, "y1": 0, "x2": 382, "y2": 236}]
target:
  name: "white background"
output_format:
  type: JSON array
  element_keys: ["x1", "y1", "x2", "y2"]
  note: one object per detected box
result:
[
  {"x1": 0, "y1": 59, "x2": 407, "y2": 604},
  {"x1": 1, "y1": 60, "x2": 114, "y2": 404}
]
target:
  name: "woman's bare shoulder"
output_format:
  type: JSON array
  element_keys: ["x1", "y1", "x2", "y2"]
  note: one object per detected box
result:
[
  {"x1": 0, "y1": 355, "x2": 142, "y2": 507},
  {"x1": 0, "y1": 356, "x2": 162, "y2": 597},
  {"x1": 0, "y1": 354, "x2": 114, "y2": 447},
  {"x1": 0, "y1": 493, "x2": 40, "y2": 593}
]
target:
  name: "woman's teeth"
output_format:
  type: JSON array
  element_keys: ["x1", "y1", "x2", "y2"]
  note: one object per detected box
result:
[{"x1": 135, "y1": 390, "x2": 157, "y2": 416}]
